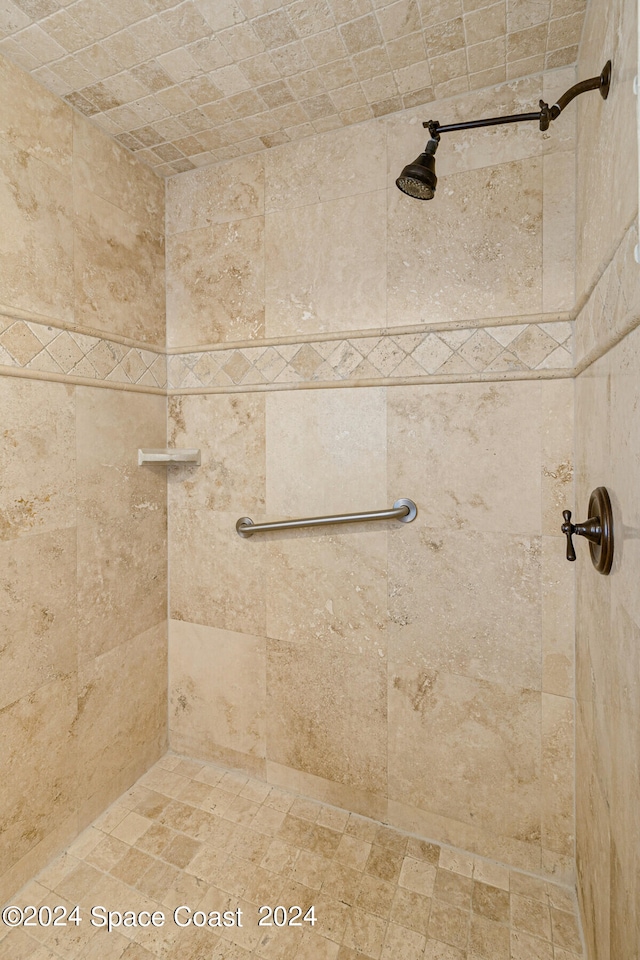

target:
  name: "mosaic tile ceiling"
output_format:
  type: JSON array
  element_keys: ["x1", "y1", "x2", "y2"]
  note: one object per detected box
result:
[{"x1": 0, "y1": 0, "x2": 586, "y2": 177}]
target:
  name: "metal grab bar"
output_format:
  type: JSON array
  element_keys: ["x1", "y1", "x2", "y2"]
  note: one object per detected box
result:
[{"x1": 236, "y1": 498, "x2": 417, "y2": 538}]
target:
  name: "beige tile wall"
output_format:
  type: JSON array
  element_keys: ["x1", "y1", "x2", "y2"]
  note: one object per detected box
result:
[
  {"x1": 1, "y1": 48, "x2": 584, "y2": 907},
  {"x1": 166, "y1": 77, "x2": 578, "y2": 881},
  {"x1": 168, "y1": 378, "x2": 575, "y2": 879},
  {"x1": 574, "y1": 0, "x2": 640, "y2": 954},
  {"x1": 0, "y1": 54, "x2": 168, "y2": 903},
  {"x1": 166, "y1": 69, "x2": 577, "y2": 346},
  {"x1": 575, "y1": 0, "x2": 637, "y2": 305},
  {"x1": 575, "y1": 327, "x2": 640, "y2": 960},
  {"x1": 0, "y1": 53, "x2": 165, "y2": 345}
]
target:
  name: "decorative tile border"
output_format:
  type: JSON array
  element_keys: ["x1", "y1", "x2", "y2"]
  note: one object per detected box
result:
[
  {"x1": 0, "y1": 316, "x2": 166, "y2": 390},
  {"x1": 0, "y1": 313, "x2": 575, "y2": 393},
  {"x1": 168, "y1": 321, "x2": 573, "y2": 390}
]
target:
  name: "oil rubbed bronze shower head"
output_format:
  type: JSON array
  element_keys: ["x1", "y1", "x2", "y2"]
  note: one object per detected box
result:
[
  {"x1": 395, "y1": 135, "x2": 439, "y2": 200},
  {"x1": 396, "y1": 61, "x2": 612, "y2": 200}
]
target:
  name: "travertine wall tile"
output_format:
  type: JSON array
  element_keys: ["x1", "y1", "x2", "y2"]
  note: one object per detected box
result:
[
  {"x1": 74, "y1": 184, "x2": 165, "y2": 344},
  {"x1": 541, "y1": 536, "x2": 575, "y2": 698},
  {"x1": 166, "y1": 153, "x2": 265, "y2": 234},
  {"x1": 542, "y1": 149, "x2": 575, "y2": 312},
  {"x1": 576, "y1": 712, "x2": 611, "y2": 960},
  {"x1": 166, "y1": 214, "x2": 264, "y2": 346},
  {"x1": 265, "y1": 529, "x2": 387, "y2": 658},
  {"x1": 388, "y1": 158, "x2": 543, "y2": 324},
  {"x1": 0, "y1": 138, "x2": 74, "y2": 323},
  {"x1": 0, "y1": 51, "x2": 72, "y2": 174},
  {"x1": 0, "y1": 676, "x2": 77, "y2": 882},
  {"x1": 170, "y1": 507, "x2": 267, "y2": 635},
  {"x1": 576, "y1": 0, "x2": 637, "y2": 299},
  {"x1": 0, "y1": 376, "x2": 76, "y2": 540},
  {"x1": 266, "y1": 387, "x2": 386, "y2": 517},
  {"x1": 167, "y1": 391, "x2": 266, "y2": 635},
  {"x1": 541, "y1": 377, "x2": 574, "y2": 538},
  {"x1": 76, "y1": 621, "x2": 168, "y2": 827},
  {"x1": 265, "y1": 120, "x2": 386, "y2": 210},
  {"x1": 0, "y1": 528, "x2": 77, "y2": 712},
  {"x1": 265, "y1": 189, "x2": 387, "y2": 337},
  {"x1": 606, "y1": 646, "x2": 640, "y2": 956},
  {"x1": 541, "y1": 693, "x2": 575, "y2": 860},
  {"x1": 575, "y1": 222, "x2": 639, "y2": 368},
  {"x1": 76, "y1": 387, "x2": 167, "y2": 662},
  {"x1": 266, "y1": 639, "x2": 388, "y2": 796},
  {"x1": 388, "y1": 521, "x2": 543, "y2": 690},
  {"x1": 169, "y1": 619, "x2": 266, "y2": 762},
  {"x1": 388, "y1": 665, "x2": 542, "y2": 851},
  {"x1": 388, "y1": 381, "x2": 542, "y2": 534},
  {"x1": 73, "y1": 114, "x2": 165, "y2": 226},
  {"x1": 608, "y1": 329, "x2": 640, "y2": 628},
  {"x1": 168, "y1": 393, "x2": 266, "y2": 512}
]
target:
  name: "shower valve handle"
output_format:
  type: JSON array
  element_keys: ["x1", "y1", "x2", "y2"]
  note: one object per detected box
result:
[
  {"x1": 561, "y1": 509, "x2": 603, "y2": 562},
  {"x1": 561, "y1": 510, "x2": 576, "y2": 561},
  {"x1": 561, "y1": 489, "x2": 614, "y2": 575}
]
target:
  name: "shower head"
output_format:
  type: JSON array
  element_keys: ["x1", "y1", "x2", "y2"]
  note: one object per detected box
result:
[
  {"x1": 396, "y1": 137, "x2": 439, "y2": 200},
  {"x1": 397, "y1": 61, "x2": 612, "y2": 200}
]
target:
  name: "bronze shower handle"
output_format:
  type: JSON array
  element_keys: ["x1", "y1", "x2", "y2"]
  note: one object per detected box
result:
[
  {"x1": 561, "y1": 510, "x2": 603, "y2": 560},
  {"x1": 561, "y1": 487, "x2": 614, "y2": 575},
  {"x1": 561, "y1": 510, "x2": 577, "y2": 561}
]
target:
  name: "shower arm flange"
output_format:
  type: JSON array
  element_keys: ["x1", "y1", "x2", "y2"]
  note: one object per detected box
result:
[{"x1": 423, "y1": 61, "x2": 611, "y2": 139}]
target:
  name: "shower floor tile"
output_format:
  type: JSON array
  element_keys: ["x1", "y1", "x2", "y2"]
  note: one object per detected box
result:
[{"x1": 1, "y1": 755, "x2": 584, "y2": 959}]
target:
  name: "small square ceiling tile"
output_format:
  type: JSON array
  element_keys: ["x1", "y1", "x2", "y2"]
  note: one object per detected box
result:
[{"x1": 0, "y1": 0, "x2": 585, "y2": 176}]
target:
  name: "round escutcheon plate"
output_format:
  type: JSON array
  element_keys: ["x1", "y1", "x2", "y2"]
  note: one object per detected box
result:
[{"x1": 588, "y1": 486, "x2": 614, "y2": 575}]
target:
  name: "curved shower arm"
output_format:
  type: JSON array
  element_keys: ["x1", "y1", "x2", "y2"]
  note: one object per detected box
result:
[
  {"x1": 550, "y1": 61, "x2": 612, "y2": 120},
  {"x1": 424, "y1": 61, "x2": 611, "y2": 138}
]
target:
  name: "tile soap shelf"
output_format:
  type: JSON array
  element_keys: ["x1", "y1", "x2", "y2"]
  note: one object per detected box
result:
[{"x1": 138, "y1": 448, "x2": 201, "y2": 465}]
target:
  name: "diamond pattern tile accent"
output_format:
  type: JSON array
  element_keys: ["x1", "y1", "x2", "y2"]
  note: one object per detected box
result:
[
  {"x1": 412, "y1": 332, "x2": 453, "y2": 373},
  {"x1": 290, "y1": 342, "x2": 324, "y2": 378},
  {"x1": 222, "y1": 349, "x2": 253, "y2": 383},
  {"x1": 0, "y1": 322, "x2": 44, "y2": 365},
  {"x1": 0, "y1": 314, "x2": 574, "y2": 392},
  {"x1": 511, "y1": 325, "x2": 561, "y2": 368},
  {"x1": 168, "y1": 321, "x2": 574, "y2": 389},
  {"x1": 45, "y1": 329, "x2": 85, "y2": 371},
  {"x1": 486, "y1": 324, "x2": 525, "y2": 347},
  {"x1": 457, "y1": 329, "x2": 503, "y2": 371},
  {"x1": 0, "y1": 318, "x2": 166, "y2": 388},
  {"x1": 0, "y1": 0, "x2": 587, "y2": 177},
  {"x1": 327, "y1": 339, "x2": 365, "y2": 377},
  {"x1": 366, "y1": 337, "x2": 406, "y2": 376}
]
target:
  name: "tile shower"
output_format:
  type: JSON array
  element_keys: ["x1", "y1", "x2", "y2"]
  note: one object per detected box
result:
[{"x1": 0, "y1": 0, "x2": 638, "y2": 955}]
